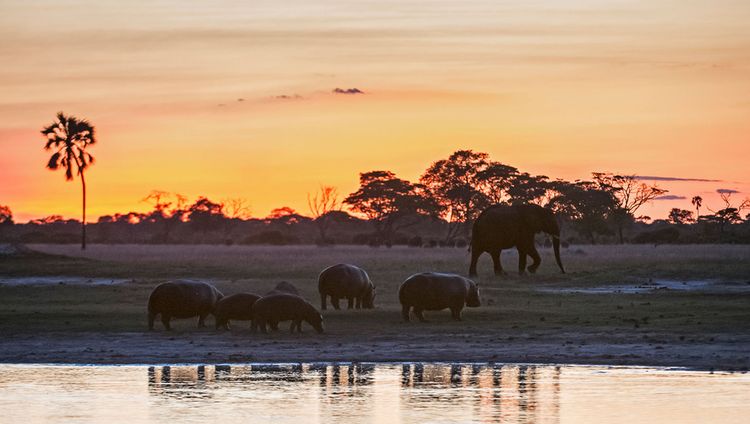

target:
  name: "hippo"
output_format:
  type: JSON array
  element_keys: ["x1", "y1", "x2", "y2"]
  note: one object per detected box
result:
[
  {"x1": 398, "y1": 272, "x2": 480, "y2": 322},
  {"x1": 265, "y1": 281, "x2": 300, "y2": 296},
  {"x1": 318, "y1": 263, "x2": 375, "y2": 310},
  {"x1": 213, "y1": 293, "x2": 261, "y2": 330},
  {"x1": 147, "y1": 280, "x2": 224, "y2": 330},
  {"x1": 251, "y1": 293, "x2": 324, "y2": 334}
]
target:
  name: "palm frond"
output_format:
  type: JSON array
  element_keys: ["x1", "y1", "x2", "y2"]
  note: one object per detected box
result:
[{"x1": 46, "y1": 153, "x2": 60, "y2": 170}]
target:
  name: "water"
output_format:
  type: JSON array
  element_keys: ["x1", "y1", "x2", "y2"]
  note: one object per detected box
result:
[{"x1": 0, "y1": 363, "x2": 748, "y2": 423}]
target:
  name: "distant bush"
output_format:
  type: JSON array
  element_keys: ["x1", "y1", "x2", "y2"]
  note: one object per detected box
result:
[
  {"x1": 408, "y1": 235, "x2": 423, "y2": 247},
  {"x1": 633, "y1": 227, "x2": 680, "y2": 245},
  {"x1": 242, "y1": 230, "x2": 298, "y2": 245}
]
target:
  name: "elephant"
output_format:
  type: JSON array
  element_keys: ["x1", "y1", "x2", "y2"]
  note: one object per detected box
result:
[
  {"x1": 251, "y1": 293, "x2": 324, "y2": 334},
  {"x1": 399, "y1": 272, "x2": 480, "y2": 322},
  {"x1": 469, "y1": 204, "x2": 565, "y2": 277},
  {"x1": 318, "y1": 263, "x2": 375, "y2": 310},
  {"x1": 147, "y1": 280, "x2": 224, "y2": 330},
  {"x1": 213, "y1": 293, "x2": 261, "y2": 330}
]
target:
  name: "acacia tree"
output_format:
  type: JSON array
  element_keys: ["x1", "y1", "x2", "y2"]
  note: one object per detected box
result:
[
  {"x1": 41, "y1": 112, "x2": 96, "y2": 249},
  {"x1": 345, "y1": 170, "x2": 435, "y2": 246},
  {"x1": 549, "y1": 180, "x2": 619, "y2": 244},
  {"x1": 592, "y1": 173, "x2": 667, "y2": 243},
  {"x1": 668, "y1": 208, "x2": 694, "y2": 225},
  {"x1": 705, "y1": 191, "x2": 750, "y2": 234},
  {"x1": 307, "y1": 185, "x2": 341, "y2": 244},
  {"x1": 142, "y1": 191, "x2": 188, "y2": 242},
  {"x1": 419, "y1": 150, "x2": 495, "y2": 240}
]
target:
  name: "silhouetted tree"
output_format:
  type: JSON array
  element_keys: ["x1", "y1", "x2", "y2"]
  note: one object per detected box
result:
[
  {"x1": 0, "y1": 205, "x2": 13, "y2": 226},
  {"x1": 420, "y1": 150, "x2": 494, "y2": 240},
  {"x1": 346, "y1": 170, "x2": 436, "y2": 246},
  {"x1": 668, "y1": 208, "x2": 694, "y2": 225},
  {"x1": 705, "y1": 191, "x2": 749, "y2": 234},
  {"x1": 691, "y1": 195, "x2": 703, "y2": 220},
  {"x1": 308, "y1": 185, "x2": 341, "y2": 244},
  {"x1": 592, "y1": 173, "x2": 667, "y2": 243},
  {"x1": 142, "y1": 191, "x2": 188, "y2": 242},
  {"x1": 477, "y1": 162, "x2": 520, "y2": 203},
  {"x1": 187, "y1": 197, "x2": 225, "y2": 232},
  {"x1": 40, "y1": 112, "x2": 96, "y2": 249},
  {"x1": 550, "y1": 180, "x2": 619, "y2": 244},
  {"x1": 507, "y1": 173, "x2": 550, "y2": 205}
]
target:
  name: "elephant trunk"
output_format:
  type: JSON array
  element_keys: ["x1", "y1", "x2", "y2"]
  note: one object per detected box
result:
[{"x1": 552, "y1": 234, "x2": 565, "y2": 274}]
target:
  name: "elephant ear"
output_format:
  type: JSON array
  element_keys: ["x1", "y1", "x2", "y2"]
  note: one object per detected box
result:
[{"x1": 521, "y1": 207, "x2": 544, "y2": 233}]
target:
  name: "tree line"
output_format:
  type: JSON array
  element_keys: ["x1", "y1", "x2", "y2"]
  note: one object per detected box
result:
[
  {"x1": 2, "y1": 149, "x2": 749, "y2": 246},
  {"x1": 3, "y1": 113, "x2": 749, "y2": 247}
]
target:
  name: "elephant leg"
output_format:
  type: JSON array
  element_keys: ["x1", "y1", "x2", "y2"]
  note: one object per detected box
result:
[
  {"x1": 261, "y1": 322, "x2": 268, "y2": 334},
  {"x1": 355, "y1": 296, "x2": 362, "y2": 309},
  {"x1": 148, "y1": 312, "x2": 156, "y2": 331},
  {"x1": 321, "y1": 294, "x2": 327, "y2": 310},
  {"x1": 469, "y1": 250, "x2": 481, "y2": 277},
  {"x1": 296, "y1": 320, "x2": 303, "y2": 333},
  {"x1": 490, "y1": 250, "x2": 504, "y2": 276},
  {"x1": 414, "y1": 308, "x2": 426, "y2": 322},
  {"x1": 270, "y1": 321, "x2": 279, "y2": 331},
  {"x1": 527, "y1": 245, "x2": 542, "y2": 273},
  {"x1": 402, "y1": 305, "x2": 411, "y2": 322},
  {"x1": 450, "y1": 306, "x2": 463, "y2": 321},
  {"x1": 332, "y1": 297, "x2": 341, "y2": 310},
  {"x1": 518, "y1": 249, "x2": 528, "y2": 275},
  {"x1": 224, "y1": 320, "x2": 231, "y2": 331},
  {"x1": 215, "y1": 318, "x2": 224, "y2": 330},
  {"x1": 347, "y1": 297, "x2": 354, "y2": 309},
  {"x1": 251, "y1": 320, "x2": 258, "y2": 333},
  {"x1": 161, "y1": 315, "x2": 172, "y2": 331},
  {"x1": 289, "y1": 321, "x2": 296, "y2": 333}
]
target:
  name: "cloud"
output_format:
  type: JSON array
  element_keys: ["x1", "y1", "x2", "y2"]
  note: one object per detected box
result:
[
  {"x1": 332, "y1": 87, "x2": 364, "y2": 95},
  {"x1": 654, "y1": 195, "x2": 686, "y2": 201},
  {"x1": 635, "y1": 175, "x2": 722, "y2": 182},
  {"x1": 274, "y1": 94, "x2": 303, "y2": 100},
  {"x1": 717, "y1": 188, "x2": 740, "y2": 194}
]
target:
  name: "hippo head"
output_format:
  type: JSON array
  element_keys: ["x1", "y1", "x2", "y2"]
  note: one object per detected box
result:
[
  {"x1": 363, "y1": 286, "x2": 376, "y2": 309},
  {"x1": 466, "y1": 281, "x2": 481, "y2": 308},
  {"x1": 310, "y1": 313, "x2": 324, "y2": 334}
]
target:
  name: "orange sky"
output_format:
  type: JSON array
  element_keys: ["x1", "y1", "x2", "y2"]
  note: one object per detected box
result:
[{"x1": 1, "y1": 0, "x2": 749, "y2": 222}]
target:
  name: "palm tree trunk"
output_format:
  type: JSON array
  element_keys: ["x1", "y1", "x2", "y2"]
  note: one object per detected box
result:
[{"x1": 80, "y1": 170, "x2": 87, "y2": 250}]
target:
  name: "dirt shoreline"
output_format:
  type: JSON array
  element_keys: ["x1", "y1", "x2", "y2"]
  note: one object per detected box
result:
[{"x1": 2, "y1": 331, "x2": 748, "y2": 371}]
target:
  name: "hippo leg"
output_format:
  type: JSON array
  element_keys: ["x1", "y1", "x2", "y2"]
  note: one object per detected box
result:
[
  {"x1": 161, "y1": 315, "x2": 172, "y2": 331},
  {"x1": 197, "y1": 313, "x2": 208, "y2": 328},
  {"x1": 270, "y1": 321, "x2": 279, "y2": 331},
  {"x1": 321, "y1": 294, "x2": 327, "y2": 310},
  {"x1": 332, "y1": 297, "x2": 341, "y2": 310},
  {"x1": 347, "y1": 297, "x2": 354, "y2": 309},
  {"x1": 450, "y1": 306, "x2": 463, "y2": 321},
  {"x1": 414, "y1": 308, "x2": 426, "y2": 322},
  {"x1": 401, "y1": 305, "x2": 411, "y2": 322},
  {"x1": 148, "y1": 312, "x2": 156, "y2": 331}
]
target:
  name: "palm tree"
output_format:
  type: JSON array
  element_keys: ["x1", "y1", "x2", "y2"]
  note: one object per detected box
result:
[
  {"x1": 41, "y1": 112, "x2": 97, "y2": 250},
  {"x1": 691, "y1": 195, "x2": 703, "y2": 221}
]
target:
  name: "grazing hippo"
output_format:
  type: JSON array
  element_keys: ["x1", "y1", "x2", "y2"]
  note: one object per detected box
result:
[
  {"x1": 251, "y1": 293, "x2": 324, "y2": 334},
  {"x1": 213, "y1": 293, "x2": 261, "y2": 330},
  {"x1": 398, "y1": 272, "x2": 480, "y2": 322},
  {"x1": 318, "y1": 263, "x2": 375, "y2": 310},
  {"x1": 265, "y1": 281, "x2": 300, "y2": 296},
  {"x1": 147, "y1": 280, "x2": 224, "y2": 330}
]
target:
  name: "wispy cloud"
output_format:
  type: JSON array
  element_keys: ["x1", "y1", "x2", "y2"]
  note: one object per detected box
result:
[
  {"x1": 717, "y1": 188, "x2": 740, "y2": 194},
  {"x1": 654, "y1": 195, "x2": 686, "y2": 201},
  {"x1": 333, "y1": 87, "x2": 365, "y2": 95},
  {"x1": 635, "y1": 175, "x2": 722, "y2": 182},
  {"x1": 274, "y1": 94, "x2": 304, "y2": 100}
]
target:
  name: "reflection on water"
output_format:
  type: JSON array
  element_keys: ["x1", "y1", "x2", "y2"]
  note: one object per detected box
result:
[{"x1": 1, "y1": 363, "x2": 749, "y2": 424}]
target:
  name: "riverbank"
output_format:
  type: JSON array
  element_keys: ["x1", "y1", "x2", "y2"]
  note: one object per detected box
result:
[{"x1": 1, "y1": 244, "x2": 748, "y2": 370}]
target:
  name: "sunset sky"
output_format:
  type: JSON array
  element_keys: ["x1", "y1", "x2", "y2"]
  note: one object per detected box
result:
[{"x1": 1, "y1": 0, "x2": 749, "y2": 222}]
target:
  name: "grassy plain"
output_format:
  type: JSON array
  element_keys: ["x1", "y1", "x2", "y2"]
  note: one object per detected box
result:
[{"x1": 0, "y1": 244, "x2": 748, "y2": 369}]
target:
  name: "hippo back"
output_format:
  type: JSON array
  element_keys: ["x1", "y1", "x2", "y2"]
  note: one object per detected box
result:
[
  {"x1": 213, "y1": 293, "x2": 261, "y2": 320},
  {"x1": 265, "y1": 281, "x2": 300, "y2": 296},
  {"x1": 399, "y1": 273, "x2": 477, "y2": 310},
  {"x1": 318, "y1": 264, "x2": 374, "y2": 300},
  {"x1": 148, "y1": 280, "x2": 224, "y2": 318}
]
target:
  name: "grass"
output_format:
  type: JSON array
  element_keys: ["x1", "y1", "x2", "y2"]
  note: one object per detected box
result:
[{"x1": 0, "y1": 243, "x2": 748, "y2": 336}]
